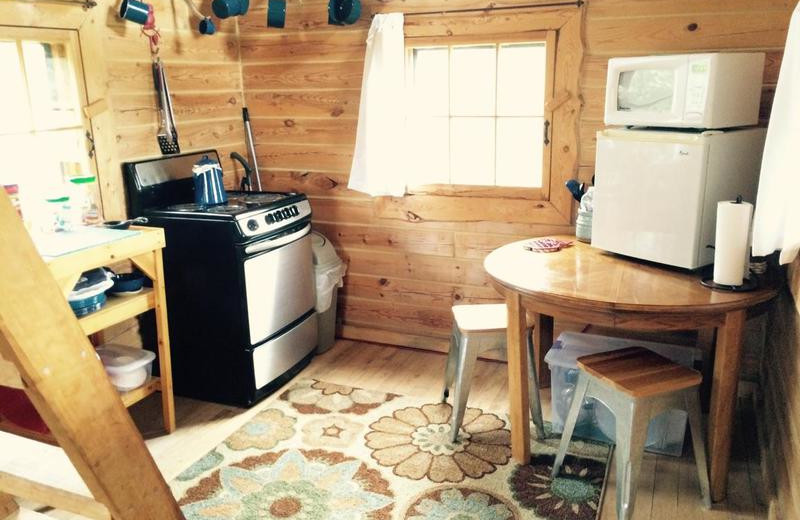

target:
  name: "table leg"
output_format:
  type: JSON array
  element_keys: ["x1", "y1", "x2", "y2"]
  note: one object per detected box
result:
[
  {"x1": 707, "y1": 309, "x2": 746, "y2": 502},
  {"x1": 152, "y1": 249, "x2": 176, "y2": 434},
  {"x1": 531, "y1": 313, "x2": 554, "y2": 388},
  {"x1": 506, "y1": 292, "x2": 531, "y2": 464}
]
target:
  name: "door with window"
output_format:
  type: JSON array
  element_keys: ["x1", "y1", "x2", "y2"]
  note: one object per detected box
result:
[{"x1": 0, "y1": 27, "x2": 100, "y2": 228}]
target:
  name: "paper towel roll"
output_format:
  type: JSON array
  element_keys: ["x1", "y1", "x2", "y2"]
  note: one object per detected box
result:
[{"x1": 713, "y1": 200, "x2": 753, "y2": 286}]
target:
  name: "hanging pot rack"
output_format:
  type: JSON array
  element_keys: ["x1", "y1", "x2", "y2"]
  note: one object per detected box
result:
[
  {"x1": 23, "y1": 0, "x2": 97, "y2": 9},
  {"x1": 372, "y1": 0, "x2": 583, "y2": 19}
]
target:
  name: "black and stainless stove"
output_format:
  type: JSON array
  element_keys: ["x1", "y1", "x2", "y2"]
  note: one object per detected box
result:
[{"x1": 124, "y1": 150, "x2": 317, "y2": 407}]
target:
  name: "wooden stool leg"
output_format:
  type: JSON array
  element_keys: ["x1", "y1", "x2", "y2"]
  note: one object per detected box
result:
[
  {"x1": 551, "y1": 374, "x2": 589, "y2": 477},
  {"x1": 442, "y1": 326, "x2": 459, "y2": 402},
  {"x1": 451, "y1": 334, "x2": 478, "y2": 443},
  {"x1": 0, "y1": 492, "x2": 18, "y2": 519},
  {"x1": 685, "y1": 389, "x2": 712, "y2": 508},
  {"x1": 526, "y1": 327, "x2": 545, "y2": 440},
  {"x1": 615, "y1": 400, "x2": 650, "y2": 520}
]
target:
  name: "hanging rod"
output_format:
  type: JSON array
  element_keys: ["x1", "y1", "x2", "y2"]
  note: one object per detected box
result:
[
  {"x1": 374, "y1": 0, "x2": 583, "y2": 19},
  {"x1": 22, "y1": 0, "x2": 97, "y2": 9}
]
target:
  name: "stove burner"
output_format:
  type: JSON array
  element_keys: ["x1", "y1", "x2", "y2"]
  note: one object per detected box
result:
[
  {"x1": 166, "y1": 203, "x2": 206, "y2": 212},
  {"x1": 233, "y1": 193, "x2": 293, "y2": 207},
  {"x1": 207, "y1": 204, "x2": 247, "y2": 213},
  {"x1": 165, "y1": 202, "x2": 247, "y2": 215}
]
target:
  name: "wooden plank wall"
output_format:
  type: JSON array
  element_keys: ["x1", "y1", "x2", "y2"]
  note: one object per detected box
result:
[
  {"x1": 237, "y1": 0, "x2": 793, "y2": 353},
  {"x1": 101, "y1": 0, "x2": 248, "y2": 217},
  {"x1": 760, "y1": 258, "x2": 800, "y2": 519}
]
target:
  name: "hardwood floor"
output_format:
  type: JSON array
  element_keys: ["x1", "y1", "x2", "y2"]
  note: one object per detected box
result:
[{"x1": 0, "y1": 340, "x2": 768, "y2": 519}]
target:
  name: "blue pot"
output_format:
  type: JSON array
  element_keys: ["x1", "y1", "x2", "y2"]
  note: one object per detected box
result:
[
  {"x1": 328, "y1": 0, "x2": 360, "y2": 25},
  {"x1": 119, "y1": 0, "x2": 150, "y2": 25},
  {"x1": 267, "y1": 0, "x2": 286, "y2": 28},
  {"x1": 212, "y1": 0, "x2": 242, "y2": 19},
  {"x1": 199, "y1": 17, "x2": 216, "y2": 35},
  {"x1": 193, "y1": 155, "x2": 227, "y2": 206}
]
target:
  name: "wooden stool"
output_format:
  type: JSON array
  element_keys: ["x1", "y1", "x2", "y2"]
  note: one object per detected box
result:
[
  {"x1": 551, "y1": 347, "x2": 711, "y2": 520},
  {"x1": 442, "y1": 304, "x2": 545, "y2": 443}
]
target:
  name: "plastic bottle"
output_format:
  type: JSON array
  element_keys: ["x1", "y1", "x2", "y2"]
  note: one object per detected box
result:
[
  {"x1": 67, "y1": 175, "x2": 101, "y2": 226},
  {"x1": 43, "y1": 195, "x2": 72, "y2": 232}
]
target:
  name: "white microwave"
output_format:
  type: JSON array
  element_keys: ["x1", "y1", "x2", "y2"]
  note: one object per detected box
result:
[{"x1": 604, "y1": 53, "x2": 765, "y2": 129}]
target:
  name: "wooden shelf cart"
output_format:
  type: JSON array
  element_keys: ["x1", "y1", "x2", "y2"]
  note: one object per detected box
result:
[{"x1": 44, "y1": 226, "x2": 176, "y2": 433}]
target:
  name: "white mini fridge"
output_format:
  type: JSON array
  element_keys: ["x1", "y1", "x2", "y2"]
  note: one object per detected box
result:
[{"x1": 591, "y1": 127, "x2": 766, "y2": 269}]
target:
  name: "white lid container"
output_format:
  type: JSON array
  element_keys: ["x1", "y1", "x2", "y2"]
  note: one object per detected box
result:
[
  {"x1": 96, "y1": 344, "x2": 156, "y2": 392},
  {"x1": 544, "y1": 331, "x2": 699, "y2": 369}
]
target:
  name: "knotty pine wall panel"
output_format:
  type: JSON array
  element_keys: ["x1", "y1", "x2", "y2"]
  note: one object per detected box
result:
[
  {"x1": 238, "y1": 0, "x2": 792, "y2": 348},
  {"x1": 103, "y1": 0, "x2": 248, "y2": 200},
  {"x1": 761, "y1": 259, "x2": 800, "y2": 518}
]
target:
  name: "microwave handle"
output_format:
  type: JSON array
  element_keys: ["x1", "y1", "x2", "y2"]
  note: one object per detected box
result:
[
  {"x1": 543, "y1": 120, "x2": 550, "y2": 145},
  {"x1": 244, "y1": 223, "x2": 311, "y2": 255}
]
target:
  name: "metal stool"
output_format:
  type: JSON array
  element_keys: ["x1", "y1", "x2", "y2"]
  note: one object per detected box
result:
[
  {"x1": 552, "y1": 347, "x2": 711, "y2": 520},
  {"x1": 442, "y1": 303, "x2": 545, "y2": 443}
]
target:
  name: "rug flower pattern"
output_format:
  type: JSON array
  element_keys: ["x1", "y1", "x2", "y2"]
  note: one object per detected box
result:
[
  {"x1": 173, "y1": 379, "x2": 611, "y2": 520},
  {"x1": 366, "y1": 403, "x2": 510, "y2": 482}
]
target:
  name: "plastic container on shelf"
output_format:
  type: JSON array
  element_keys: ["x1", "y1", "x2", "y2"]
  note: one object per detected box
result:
[
  {"x1": 545, "y1": 331, "x2": 701, "y2": 457},
  {"x1": 96, "y1": 344, "x2": 156, "y2": 392},
  {"x1": 311, "y1": 231, "x2": 347, "y2": 353}
]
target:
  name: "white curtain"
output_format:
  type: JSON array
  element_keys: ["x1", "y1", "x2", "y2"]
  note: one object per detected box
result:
[
  {"x1": 348, "y1": 13, "x2": 407, "y2": 197},
  {"x1": 752, "y1": 2, "x2": 800, "y2": 265}
]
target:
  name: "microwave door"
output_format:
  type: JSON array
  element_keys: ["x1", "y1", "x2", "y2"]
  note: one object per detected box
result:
[
  {"x1": 605, "y1": 55, "x2": 688, "y2": 127},
  {"x1": 592, "y1": 133, "x2": 708, "y2": 268}
]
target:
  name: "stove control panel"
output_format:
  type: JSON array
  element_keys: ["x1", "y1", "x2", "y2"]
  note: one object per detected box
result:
[{"x1": 237, "y1": 199, "x2": 311, "y2": 238}]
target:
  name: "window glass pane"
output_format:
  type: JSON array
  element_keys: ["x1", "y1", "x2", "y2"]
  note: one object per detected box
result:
[
  {"x1": 497, "y1": 43, "x2": 546, "y2": 116},
  {"x1": 496, "y1": 117, "x2": 543, "y2": 187},
  {"x1": 410, "y1": 47, "x2": 449, "y2": 116},
  {"x1": 0, "y1": 41, "x2": 32, "y2": 134},
  {"x1": 451, "y1": 45, "x2": 496, "y2": 116},
  {"x1": 450, "y1": 117, "x2": 494, "y2": 185},
  {"x1": 22, "y1": 41, "x2": 82, "y2": 130},
  {"x1": 406, "y1": 116, "x2": 449, "y2": 185}
]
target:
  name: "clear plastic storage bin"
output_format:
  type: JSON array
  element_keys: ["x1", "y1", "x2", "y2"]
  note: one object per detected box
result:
[
  {"x1": 545, "y1": 331, "x2": 701, "y2": 456},
  {"x1": 96, "y1": 344, "x2": 156, "y2": 392}
]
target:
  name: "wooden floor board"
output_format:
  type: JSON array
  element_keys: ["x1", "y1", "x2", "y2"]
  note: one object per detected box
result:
[{"x1": 0, "y1": 340, "x2": 768, "y2": 519}]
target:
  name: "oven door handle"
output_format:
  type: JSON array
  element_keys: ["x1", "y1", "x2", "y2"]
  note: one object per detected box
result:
[{"x1": 244, "y1": 223, "x2": 311, "y2": 255}]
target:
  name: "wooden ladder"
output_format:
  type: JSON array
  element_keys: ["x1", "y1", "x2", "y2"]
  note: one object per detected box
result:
[{"x1": 0, "y1": 191, "x2": 184, "y2": 519}]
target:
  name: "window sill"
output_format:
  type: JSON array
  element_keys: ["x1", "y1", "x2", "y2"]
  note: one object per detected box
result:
[{"x1": 405, "y1": 183, "x2": 547, "y2": 201}]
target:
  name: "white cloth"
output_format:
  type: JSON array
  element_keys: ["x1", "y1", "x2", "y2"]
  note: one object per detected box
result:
[
  {"x1": 752, "y1": 2, "x2": 800, "y2": 265},
  {"x1": 348, "y1": 13, "x2": 407, "y2": 197}
]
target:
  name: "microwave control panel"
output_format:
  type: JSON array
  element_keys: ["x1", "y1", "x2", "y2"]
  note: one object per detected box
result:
[{"x1": 685, "y1": 57, "x2": 711, "y2": 117}]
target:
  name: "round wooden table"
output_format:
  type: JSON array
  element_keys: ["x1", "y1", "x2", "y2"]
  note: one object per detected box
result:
[{"x1": 484, "y1": 237, "x2": 777, "y2": 503}]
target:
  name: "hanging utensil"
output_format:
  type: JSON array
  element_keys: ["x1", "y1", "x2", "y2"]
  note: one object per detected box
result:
[
  {"x1": 153, "y1": 58, "x2": 180, "y2": 155},
  {"x1": 242, "y1": 107, "x2": 262, "y2": 190}
]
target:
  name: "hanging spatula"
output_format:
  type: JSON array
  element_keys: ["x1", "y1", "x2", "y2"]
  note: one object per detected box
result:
[{"x1": 153, "y1": 58, "x2": 180, "y2": 155}]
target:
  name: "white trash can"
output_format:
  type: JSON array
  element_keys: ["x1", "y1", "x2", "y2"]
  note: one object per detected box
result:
[
  {"x1": 545, "y1": 331, "x2": 701, "y2": 456},
  {"x1": 311, "y1": 231, "x2": 347, "y2": 353}
]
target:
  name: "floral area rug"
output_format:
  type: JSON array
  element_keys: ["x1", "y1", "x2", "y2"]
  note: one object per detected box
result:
[{"x1": 172, "y1": 379, "x2": 612, "y2": 520}]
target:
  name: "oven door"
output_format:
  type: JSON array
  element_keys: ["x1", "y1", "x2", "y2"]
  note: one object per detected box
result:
[{"x1": 242, "y1": 223, "x2": 315, "y2": 345}]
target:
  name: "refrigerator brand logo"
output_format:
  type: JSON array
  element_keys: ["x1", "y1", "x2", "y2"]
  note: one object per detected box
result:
[{"x1": 679, "y1": 150, "x2": 689, "y2": 156}]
